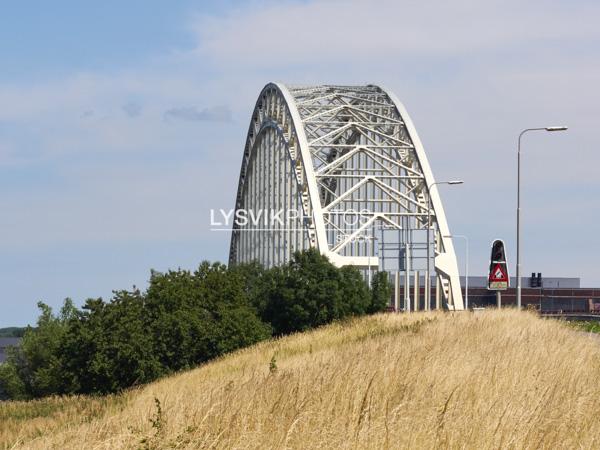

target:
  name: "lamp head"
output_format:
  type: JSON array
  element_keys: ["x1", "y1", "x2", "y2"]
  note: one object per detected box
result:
[{"x1": 545, "y1": 126, "x2": 568, "y2": 132}]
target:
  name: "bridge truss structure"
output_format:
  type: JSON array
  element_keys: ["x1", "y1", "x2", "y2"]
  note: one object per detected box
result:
[{"x1": 228, "y1": 83, "x2": 463, "y2": 310}]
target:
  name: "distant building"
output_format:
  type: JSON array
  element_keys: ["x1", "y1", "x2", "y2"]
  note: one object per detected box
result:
[
  {"x1": 0, "y1": 338, "x2": 21, "y2": 363},
  {"x1": 392, "y1": 276, "x2": 596, "y2": 310},
  {"x1": 460, "y1": 276, "x2": 580, "y2": 290}
]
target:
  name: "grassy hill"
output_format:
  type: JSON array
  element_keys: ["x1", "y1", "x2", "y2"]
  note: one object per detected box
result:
[{"x1": 2, "y1": 310, "x2": 600, "y2": 449}]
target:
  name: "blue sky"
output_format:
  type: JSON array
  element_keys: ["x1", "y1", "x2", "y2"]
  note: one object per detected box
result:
[
  {"x1": 1, "y1": 0, "x2": 599, "y2": 326},
  {"x1": 0, "y1": 1, "x2": 229, "y2": 81}
]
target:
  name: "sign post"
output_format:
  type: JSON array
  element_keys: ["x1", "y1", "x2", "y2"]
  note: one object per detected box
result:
[{"x1": 487, "y1": 239, "x2": 509, "y2": 308}]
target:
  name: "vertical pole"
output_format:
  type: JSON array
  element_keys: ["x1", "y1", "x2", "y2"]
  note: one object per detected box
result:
[
  {"x1": 258, "y1": 137, "x2": 264, "y2": 264},
  {"x1": 516, "y1": 132, "x2": 522, "y2": 310},
  {"x1": 406, "y1": 238, "x2": 411, "y2": 310},
  {"x1": 409, "y1": 272, "x2": 416, "y2": 311},
  {"x1": 381, "y1": 225, "x2": 385, "y2": 271},
  {"x1": 426, "y1": 192, "x2": 431, "y2": 312},
  {"x1": 497, "y1": 291, "x2": 502, "y2": 308},
  {"x1": 465, "y1": 237, "x2": 469, "y2": 310},
  {"x1": 435, "y1": 232, "x2": 441, "y2": 310},
  {"x1": 413, "y1": 271, "x2": 419, "y2": 312},
  {"x1": 516, "y1": 127, "x2": 567, "y2": 309},
  {"x1": 368, "y1": 242, "x2": 372, "y2": 287},
  {"x1": 435, "y1": 276, "x2": 441, "y2": 310},
  {"x1": 394, "y1": 271, "x2": 401, "y2": 312},
  {"x1": 404, "y1": 248, "x2": 410, "y2": 311},
  {"x1": 424, "y1": 270, "x2": 429, "y2": 311}
]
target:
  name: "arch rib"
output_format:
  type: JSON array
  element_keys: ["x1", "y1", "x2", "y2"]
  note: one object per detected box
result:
[
  {"x1": 379, "y1": 86, "x2": 464, "y2": 310},
  {"x1": 229, "y1": 83, "x2": 464, "y2": 310}
]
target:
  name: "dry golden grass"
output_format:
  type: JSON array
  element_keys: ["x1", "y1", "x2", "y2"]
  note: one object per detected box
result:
[{"x1": 3, "y1": 309, "x2": 600, "y2": 449}]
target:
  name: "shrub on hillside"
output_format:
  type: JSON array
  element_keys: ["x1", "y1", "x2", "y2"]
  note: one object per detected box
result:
[
  {"x1": 0, "y1": 300, "x2": 77, "y2": 399},
  {"x1": 369, "y1": 271, "x2": 392, "y2": 313},
  {"x1": 0, "y1": 250, "x2": 392, "y2": 400},
  {"x1": 59, "y1": 292, "x2": 163, "y2": 395},
  {"x1": 144, "y1": 262, "x2": 271, "y2": 372},
  {"x1": 0, "y1": 361, "x2": 25, "y2": 400},
  {"x1": 261, "y1": 249, "x2": 373, "y2": 335}
]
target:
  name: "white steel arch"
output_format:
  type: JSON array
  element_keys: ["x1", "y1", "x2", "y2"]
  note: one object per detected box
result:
[{"x1": 229, "y1": 83, "x2": 463, "y2": 310}]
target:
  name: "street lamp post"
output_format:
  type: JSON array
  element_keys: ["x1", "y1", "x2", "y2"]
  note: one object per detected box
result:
[
  {"x1": 426, "y1": 180, "x2": 464, "y2": 310},
  {"x1": 516, "y1": 126, "x2": 567, "y2": 310},
  {"x1": 366, "y1": 235, "x2": 379, "y2": 287},
  {"x1": 444, "y1": 234, "x2": 469, "y2": 309}
]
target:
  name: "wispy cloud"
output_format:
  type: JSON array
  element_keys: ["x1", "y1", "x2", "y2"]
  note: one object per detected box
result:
[
  {"x1": 164, "y1": 105, "x2": 232, "y2": 122},
  {"x1": 122, "y1": 102, "x2": 142, "y2": 118},
  {"x1": 192, "y1": 0, "x2": 600, "y2": 67}
]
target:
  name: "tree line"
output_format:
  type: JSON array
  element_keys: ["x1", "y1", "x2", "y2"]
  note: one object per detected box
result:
[
  {"x1": 0, "y1": 328, "x2": 26, "y2": 338},
  {"x1": 0, "y1": 249, "x2": 390, "y2": 400}
]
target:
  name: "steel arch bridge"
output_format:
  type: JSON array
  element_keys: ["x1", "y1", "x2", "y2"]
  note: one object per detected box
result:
[{"x1": 228, "y1": 83, "x2": 463, "y2": 310}]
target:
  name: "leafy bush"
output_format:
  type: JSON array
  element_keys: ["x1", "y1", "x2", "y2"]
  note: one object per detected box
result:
[
  {"x1": 369, "y1": 271, "x2": 392, "y2": 313},
  {"x1": 0, "y1": 300, "x2": 76, "y2": 399},
  {"x1": 144, "y1": 263, "x2": 271, "y2": 371},
  {"x1": 0, "y1": 250, "x2": 392, "y2": 399},
  {"x1": 262, "y1": 249, "x2": 372, "y2": 335},
  {"x1": 59, "y1": 292, "x2": 163, "y2": 395},
  {"x1": 0, "y1": 363, "x2": 26, "y2": 400}
]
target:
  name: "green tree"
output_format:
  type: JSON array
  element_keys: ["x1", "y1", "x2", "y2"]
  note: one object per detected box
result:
[
  {"x1": 0, "y1": 300, "x2": 76, "y2": 399},
  {"x1": 0, "y1": 359, "x2": 26, "y2": 400},
  {"x1": 0, "y1": 327, "x2": 26, "y2": 338},
  {"x1": 229, "y1": 261, "x2": 268, "y2": 315},
  {"x1": 263, "y1": 249, "x2": 343, "y2": 335},
  {"x1": 1, "y1": 251, "x2": 391, "y2": 400},
  {"x1": 59, "y1": 291, "x2": 163, "y2": 395},
  {"x1": 369, "y1": 271, "x2": 392, "y2": 313},
  {"x1": 338, "y1": 265, "x2": 372, "y2": 317},
  {"x1": 145, "y1": 262, "x2": 270, "y2": 371}
]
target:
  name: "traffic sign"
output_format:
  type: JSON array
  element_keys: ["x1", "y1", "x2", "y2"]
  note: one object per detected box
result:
[{"x1": 488, "y1": 239, "x2": 509, "y2": 291}]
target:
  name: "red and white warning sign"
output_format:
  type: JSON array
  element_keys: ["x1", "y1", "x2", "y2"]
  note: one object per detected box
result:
[
  {"x1": 488, "y1": 240, "x2": 509, "y2": 291},
  {"x1": 489, "y1": 263, "x2": 508, "y2": 289}
]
